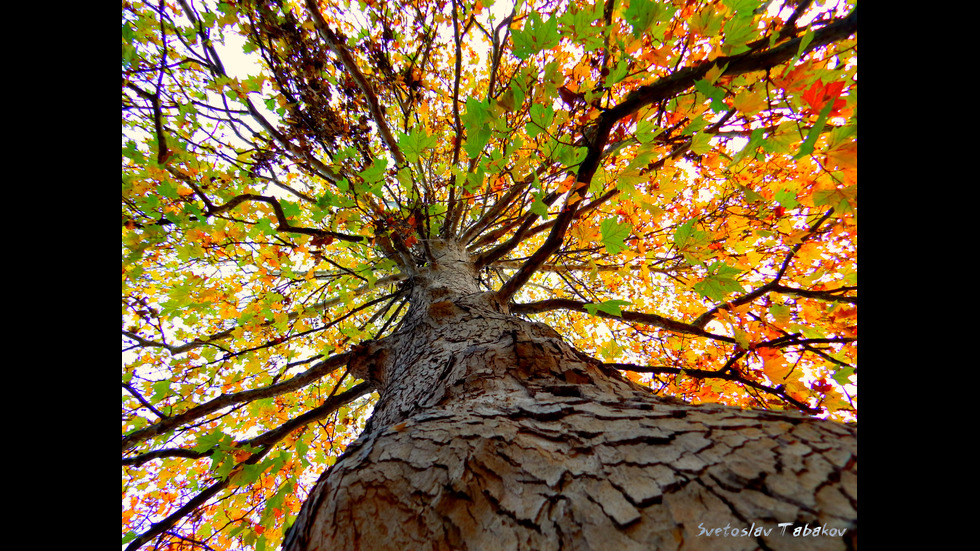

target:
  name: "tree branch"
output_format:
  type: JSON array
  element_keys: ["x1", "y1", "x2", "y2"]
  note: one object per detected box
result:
[
  {"x1": 122, "y1": 382, "x2": 170, "y2": 420},
  {"x1": 692, "y1": 208, "x2": 836, "y2": 328},
  {"x1": 123, "y1": 381, "x2": 372, "y2": 468},
  {"x1": 168, "y1": 173, "x2": 366, "y2": 243},
  {"x1": 174, "y1": 0, "x2": 342, "y2": 185},
  {"x1": 125, "y1": 380, "x2": 372, "y2": 549},
  {"x1": 604, "y1": 362, "x2": 819, "y2": 414},
  {"x1": 602, "y1": 8, "x2": 857, "y2": 126},
  {"x1": 305, "y1": 0, "x2": 406, "y2": 166},
  {"x1": 495, "y1": 9, "x2": 854, "y2": 304},
  {"x1": 510, "y1": 298, "x2": 736, "y2": 344},
  {"x1": 122, "y1": 351, "x2": 352, "y2": 451},
  {"x1": 442, "y1": 0, "x2": 465, "y2": 239}
]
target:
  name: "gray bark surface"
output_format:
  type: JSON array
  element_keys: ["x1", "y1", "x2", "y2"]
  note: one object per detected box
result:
[{"x1": 283, "y1": 241, "x2": 857, "y2": 550}]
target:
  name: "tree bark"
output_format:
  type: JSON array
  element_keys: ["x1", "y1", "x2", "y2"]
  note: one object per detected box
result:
[{"x1": 283, "y1": 241, "x2": 857, "y2": 551}]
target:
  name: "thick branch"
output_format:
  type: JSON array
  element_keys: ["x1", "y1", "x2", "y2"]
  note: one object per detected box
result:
[
  {"x1": 603, "y1": 9, "x2": 857, "y2": 125},
  {"x1": 123, "y1": 381, "x2": 372, "y2": 468},
  {"x1": 121, "y1": 375, "x2": 375, "y2": 551},
  {"x1": 511, "y1": 298, "x2": 736, "y2": 344},
  {"x1": 122, "y1": 351, "x2": 351, "y2": 451},
  {"x1": 123, "y1": 328, "x2": 231, "y2": 356},
  {"x1": 604, "y1": 362, "x2": 819, "y2": 414},
  {"x1": 126, "y1": 83, "x2": 172, "y2": 165},
  {"x1": 442, "y1": 0, "x2": 464, "y2": 239},
  {"x1": 123, "y1": 272, "x2": 406, "y2": 360},
  {"x1": 771, "y1": 284, "x2": 857, "y2": 304},
  {"x1": 491, "y1": 259, "x2": 682, "y2": 276},
  {"x1": 474, "y1": 189, "x2": 562, "y2": 271},
  {"x1": 124, "y1": 462, "x2": 245, "y2": 551},
  {"x1": 169, "y1": 178, "x2": 365, "y2": 243},
  {"x1": 495, "y1": 9, "x2": 855, "y2": 304}
]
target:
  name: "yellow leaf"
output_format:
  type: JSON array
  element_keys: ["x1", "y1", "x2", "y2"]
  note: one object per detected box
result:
[
  {"x1": 826, "y1": 142, "x2": 857, "y2": 171},
  {"x1": 785, "y1": 229, "x2": 810, "y2": 245},
  {"x1": 704, "y1": 62, "x2": 729, "y2": 85},
  {"x1": 732, "y1": 89, "x2": 767, "y2": 115}
]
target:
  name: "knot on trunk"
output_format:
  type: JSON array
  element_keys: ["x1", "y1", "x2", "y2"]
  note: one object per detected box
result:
[
  {"x1": 427, "y1": 300, "x2": 459, "y2": 324},
  {"x1": 347, "y1": 340, "x2": 388, "y2": 386}
]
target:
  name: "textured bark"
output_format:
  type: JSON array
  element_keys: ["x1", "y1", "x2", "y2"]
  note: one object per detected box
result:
[{"x1": 283, "y1": 241, "x2": 857, "y2": 551}]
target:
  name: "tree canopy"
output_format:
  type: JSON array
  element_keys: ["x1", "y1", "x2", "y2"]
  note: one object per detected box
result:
[{"x1": 122, "y1": 0, "x2": 857, "y2": 548}]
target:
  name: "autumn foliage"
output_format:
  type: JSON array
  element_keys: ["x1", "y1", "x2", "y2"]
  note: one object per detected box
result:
[{"x1": 122, "y1": 0, "x2": 857, "y2": 548}]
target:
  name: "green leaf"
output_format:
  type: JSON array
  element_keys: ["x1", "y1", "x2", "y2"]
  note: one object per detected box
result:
[
  {"x1": 813, "y1": 184, "x2": 856, "y2": 213},
  {"x1": 150, "y1": 380, "x2": 171, "y2": 402},
  {"x1": 511, "y1": 12, "x2": 560, "y2": 59},
  {"x1": 769, "y1": 302, "x2": 792, "y2": 325},
  {"x1": 605, "y1": 58, "x2": 631, "y2": 86},
  {"x1": 721, "y1": 15, "x2": 757, "y2": 55},
  {"x1": 462, "y1": 97, "x2": 492, "y2": 157},
  {"x1": 730, "y1": 127, "x2": 765, "y2": 165},
  {"x1": 796, "y1": 27, "x2": 815, "y2": 59},
  {"x1": 739, "y1": 185, "x2": 764, "y2": 203},
  {"x1": 732, "y1": 327, "x2": 751, "y2": 349},
  {"x1": 694, "y1": 79, "x2": 729, "y2": 113},
  {"x1": 397, "y1": 127, "x2": 438, "y2": 164},
  {"x1": 555, "y1": 142, "x2": 588, "y2": 168},
  {"x1": 357, "y1": 157, "x2": 387, "y2": 193},
  {"x1": 635, "y1": 115, "x2": 663, "y2": 144},
  {"x1": 193, "y1": 429, "x2": 232, "y2": 453},
  {"x1": 624, "y1": 0, "x2": 675, "y2": 38},
  {"x1": 673, "y1": 217, "x2": 698, "y2": 249},
  {"x1": 212, "y1": 450, "x2": 237, "y2": 480},
  {"x1": 261, "y1": 481, "x2": 293, "y2": 526},
  {"x1": 528, "y1": 103, "x2": 555, "y2": 138},
  {"x1": 720, "y1": 1, "x2": 762, "y2": 54},
  {"x1": 529, "y1": 190, "x2": 550, "y2": 218},
  {"x1": 690, "y1": 131, "x2": 713, "y2": 155},
  {"x1": 560, "y1": 3, "x2": 605, "y2": 50},
  {"x1": 280, "y1": 200, "x2": 301, "y2": 220},
  {"x1": 257, "y1": 217, "x2": 278, "y2": 236},
  {"x1": 689, "y1": 9, "x2": 723, "y2": 37},
  {"x1": 774, "y1": 188, "x2": 799, "y2": 209},
  {"x1": 296, "y1": 437, "x2": 310, "y2": 467},
  {"x1": 600, "y1": 219, "x2": 633, "y2": 255},
  {"x1": 464, "y1": 164, "x2": 486, "y2": 193},
  {"x1": 693, "y1": 262, "x2": 746, "y2": 302},
  {"x1": 583, "y1": 300, "x2": 632, "y2": 317},
  {"x1": 832, "y1": 366, "x2": 855, "y2": 386},
  {"x1": 157, "y1": 181, "x2": 179, "y2": 199}
]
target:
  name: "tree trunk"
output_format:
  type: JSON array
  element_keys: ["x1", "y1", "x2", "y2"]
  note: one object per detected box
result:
[{"x1": 283, "y1": 241, "x2": 857, "y2": 551}]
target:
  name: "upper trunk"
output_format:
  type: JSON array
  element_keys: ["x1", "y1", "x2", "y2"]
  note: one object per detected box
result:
[{"x1": 283, "y1": 240, "x2": 857, "y2": 551}]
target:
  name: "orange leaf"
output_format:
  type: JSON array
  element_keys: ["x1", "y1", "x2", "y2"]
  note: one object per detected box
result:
[
  {"x1": 801, "y1": 79, "x2": 846, "y2": 116},
  {"x1": 758, "y1": 347, "x2": 791, "y2": 381}
]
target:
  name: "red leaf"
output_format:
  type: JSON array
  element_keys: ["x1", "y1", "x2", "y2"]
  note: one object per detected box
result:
[{"x1": 801, "y1": 79, "x2": 847, "y2": 116}]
